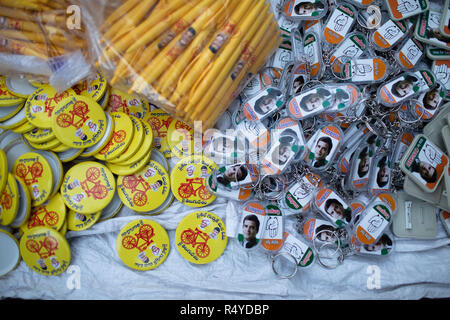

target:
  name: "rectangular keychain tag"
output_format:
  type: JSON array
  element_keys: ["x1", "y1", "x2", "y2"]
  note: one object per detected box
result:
[
  {"x1": 411, "y1": 82, "x2": 445, "y2": 120},
  {"x1": 323, "y1": 3, "x2": 357, "y2": 45},
  {"x1": 432, "y1": 60, "x2": 450, "y2": 100},
  {"x1": 303, "y1": 31, "x2": 324, "y2": 79},
  {"x1": 400, "y1": 134, "x2": 449, "y2": 193},
  {"x1": 329, "y1": 32, "x2": 368, "y2": 67},
  {"x1": 282, "y1": 0, "x2": 328, "y2": 20},
  {"x1": 371, "y1": 18, "x2": 409, "y2": 51},
  {"x1": 281, "y1": 231, "x2": 314, "y2": 268},
  {"x1": 414, "y1": 9, "x2": 450, "y2": 51},
  {"x1": 313, "y1": 187, "x2": 352, "y2": 227},
  {"x1": 368, "y1": 152, "x2": 392, "y2": 196},
  {"x1": 303, "y1": 217, "x2": 339, "y2": 243},
  {"x1": 237, "y1": 201, "x2": 266, "y2": 250},
  {"x1": 261, "y1": 204, "x2": 284, "y2": 252},
  {"x1": 282, "y1": 172, "x2": 322, "y2": 213},
  {"x1": 386, "y1": 0, "x2": 429, "y2": 21},
  {"x1": 396, "y1": 37, "x2": 425, "y2": 70},
  {"x1": 348, "y1": 143, "x2": 375, "y2": 192},
  {"x1": 354, "y1": 200, "x2": 393, "y2": 245},
  {"x1": 304, "y1": 123, "x2": 343, "y2": 170},
  {"x1": 242, "y1": 87, "x2": 284, "y2": 122},
  {"x1": 348, "y1": 57, "x2": 389, "y2": 83}
]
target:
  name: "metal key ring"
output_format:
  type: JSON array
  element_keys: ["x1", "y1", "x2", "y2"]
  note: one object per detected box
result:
[
  {"x1": 271, "y1": 252, "x2": 298, "y2": 279},
  {"x1": 312, "y1": 230, "x2": 345, "y2": 269}
]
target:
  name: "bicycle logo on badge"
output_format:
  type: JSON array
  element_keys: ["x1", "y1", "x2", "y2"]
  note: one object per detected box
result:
[
  {"x1": 147, "y1": 116, "x2": 172, "y2": 138},
  {"x1": 27, "y1": 206, "x2": 59, "y2": 229},
  {"x1": 0, "y1": 191, "x2": 12, "y2": 211},
  {"x1": 97, "y1": 130, "x2": 126, "y2": 155},
  {"x1": 122, "y1": 175, "x2": 151, "y2": 207},
  {"x1": 121, "y1": 224, "x2": 155, "y2": 252},
  {"x1": 178, "y1": 177, "x2": 212, "y2": 201},
  {"x1": 180, "y1": 227, "x2": 211, "y2": 258},
  {"x1": 25, "y1": 235, "x2": 59, "y2": 259},
  {"x1": 15, "y1": 162, "x2": 43, "y2": 185},
  {"x1": 56, "y1": 101, "x2": 90, "y2": 129},
  {"x1": 44, "y1": 91, "x2": 70, "y2": 117}
]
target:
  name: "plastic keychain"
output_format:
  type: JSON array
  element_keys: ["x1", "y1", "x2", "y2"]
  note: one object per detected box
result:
[
  {"x1": 236, "y1": 200, "x2": 266, "y2": 250},
  {"x1": 426, "y1": 46, "x2": 450, "y2": 61},
  {"x1": 392, "y1": 131, "x2": 415, "y2": 165},
  {"x1": 275, "y1": 231, "x2": 314, "y2": 273},
  {"x1": 287, "y1": 85, "x2": 335, "y2": 120},
  {"x1": 440, "y1": 0, "x2": 450, "y2": 38},
  {"x1": 347, "y1": 143, "x2": 375, "y2": 192},
  {"x1": 341, "y1": 56, "x2": 389, "y2": 84},
  {"x1": 280, "y1": 171, "x2": 322, "y2": 214},
  {"x1": 240, "y1": 67, "x2": 283, "y2": 102},
  {"x1": 328, "y1": 32, "x2": 369, "y2": 68},
  {"x1": 270, "y1": 30, "x2": 294, "y2": 72},
  {"x1": 414, "y1": 8, "x2": 450, "y2": 51},
  {"x1": 242, "y1": 87, "x2": 284, "y2": 122},
  {"x1": 261, "y1": 117, "x2": 305, "y2": 175},
  {"x1": 314, "y1": 186, "x2": 353, "y2": 227},
  {"x1": 385, "y1": 0, "x2": 429, "y2": 21},
  {"x1": 208, "y1": 163, "x2": 259, "y2": 191},
  {"x1": 431, "y1": 60, "x2": 450, "y2": 100},
  {"x1": 352, "y1": 232, "x2": 395, "y2": 257},
  {"x1": 202, "y1": 130, "x2": 246, "y2": 164},
  {"x1": 261, "y1": 204, "x2": 284, "y2": 252},
  {"x1": 323, "y1": 2, "x2": 357, "y2": 46},
  {"x1": 395, "y1": 37, "x2": 425, "y2": 71},
  {"x1": 303, "y1": 123, "x2": 344, "y2": 170},
  {"x1": 410, "y1": 81, "x2": 446, "y2": 120},
  {"x1": 353, "y1": 198, "x2": 394, "y2": 246},
  {"x1": 368, "y1": 152, "x2": 393, "y2": 196},
  {"x1": 290, "y1": 29, "x2": 304, "y2": 63},
  {"x1": 399, "y1": 134, "x2": 449, "y2": 193},
  {"x1": 281, "y1": 0, "x2": 328, "y2": 21},
  {"x1": 302, "y1": 31, "x2": 324, "y2": 79},
  {"x1": 287, "y1": 58, "x2": 310, "y2": 97},
  {"x1": 377, "y1": 70, "x2": 436, "y2": 107},
  {"x1": 370, "y1": 17, "x2": 409, "y2": 51}
]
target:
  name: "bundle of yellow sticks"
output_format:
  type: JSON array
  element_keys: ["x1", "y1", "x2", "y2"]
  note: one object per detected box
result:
[
  {"x1": 98, "y1": 0, "x2": 281, "y2": 129},
  {"x1": 0, "y1": 0, "x2": 86, "y2": 60}
]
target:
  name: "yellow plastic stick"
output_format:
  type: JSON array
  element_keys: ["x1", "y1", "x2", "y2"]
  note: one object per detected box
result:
[
  {"x1": 170, "y1": 0, "x2": 250, "y2": 105},
  {"x1": 130, "y1": 0, "x2": 229, "y2": 93},
  {"x1": 182, "y1": 0, "x2": 267, "y2": 116},
  {"x1": 100, "y1": 0, "x2": 142, "y2": 32},
  {"x1": 1, "y1": 38, "x2": 48, "y2": 60},
  {"x1": 191, "y1": 12, "x2": 274, "y2": 121},
  {"x1": 126, "y1": 0, "x2": 207, "y2": 54},
  {"x1": 110, "y1": 49, "x2": 141, "y2": 85},
  {"x1": 202, "y1": 21, "x2": 279, "y2": 126}
]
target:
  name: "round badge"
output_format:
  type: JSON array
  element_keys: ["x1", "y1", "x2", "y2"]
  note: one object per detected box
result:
[
  {"x1": 117, "y1": 160, "x2": 170, "y2": 213},
  {"x1": 10, "y1": 177, "x2": 31, "y2": 229},
  {"x1": 0, "y1": 229, "x2": 20, "y2": 277},
  {"x1": 106, "y1": 148, "x2": 152, "y2": 176},
  {"x1": 0, "y1": 173, "x2": 19, "y2": 226},
  {"x1": 10, "y1": 119, "x2": 35, "y2": 134},
  {"x1": 0, "y1": 149, "x2": 8, "y2": 193},
  {"x1": 94, "y1": 112, "x2": 134, "y2": 161},
  {"x1": 106, "y1": 87, "x2": 150, "y2": 119},
  {"x1": 33, "y1": 149, "x2": 64, "y2": 198},
  {"x1": 51, "y1": 95, "x2": 107, "y2": 149},
  {"x1": 166, "y1": 119, "x2": 194, "y2": 158},
  {"x1": 13, "y1": 152, "x2": 54, "y2": 207},
  {"x1": 0, "y1": 102, "x2": 23, "y2": 122},
  {"x1": 116, "y1": 219, "x2": 170, "y2": 271},
  {"x1": 99, "y1": 189, "x2": 123, "y2": 221},
  {"x1": 170, "y1": 155, "x2": 217, "y2": 207},
  {"x1": 19, "y1": 193, "x2": 67, "y2": 234},
  {"x1": 0, "y1": 107, "x2": 27, "y2": 130},
  {"x1": 79, "y1": 112, "x2": 114, "y2": 157},
  {"x1": 73, "y1": 72, "x2": 108, "y2": 103},
  {"x1": 3, "y1": 76, "x2": 38, "y2": 98},
  {"x1": 60, "y1": 161, "x2": 116, "y2": 214},
  {"x1": 106, "y1": 116, "x2": 145, "y2": 164},
  {"x1": 67, "y1": 209, "x2": 101, "y2": 231},
  {"x1": 175, "y1": 211, "x2": 227, "y2": 264},
  {"x1": 23, "y1": 127, "x2": 55, "y2": 144},
  {"x1": 25, "y1": 84, "x2": 76, "y2": 129},
  {"x1": 143, "y1": 109, "x2": 173, "y2": 158},
  {"x1": 0, "y1": 76, "x2": 26, "y2": 107},
  {"x1": 19, "y1": 226, "x2": 71, "y2": 276}
]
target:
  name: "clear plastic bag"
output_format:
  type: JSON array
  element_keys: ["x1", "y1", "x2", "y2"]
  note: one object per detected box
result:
[{"x1": 77, "y1": 0, "x2": 281, "y2": 129}]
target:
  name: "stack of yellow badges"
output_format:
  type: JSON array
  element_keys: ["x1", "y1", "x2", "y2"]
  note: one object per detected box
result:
[
  {"x1": 72, "y1": 72, "x2": 110, "y2": 109},
  {"x1": 166, "y1": 119, "x2": 195, "y2": 159},
  {"x1": 9, "y1": 177, "x2": 31, "y2": 230},
  {"x1": 60, "y1": 161, "x2": 116, "y2": 214},
  {"x1": 66, "y1": 209, "x2": 101, "y2": 231},
  {"x1": 175, "y1": 211, "x2": 227, "y2": 265},
  {"x1": 0, "y1": 173, "x2": 20, "y2": 226},
  {"x1": 143, "y1": 109, "x2": 173, "y2": 159},
  {"x1": 116, "y1": 219, "x2": 170, "y2": 271},
  {"x1": 171, "y1": 155, "x2": 217, "y2": 207},
  {"x1": 0, "y1": 76, "x2": 28, "y2": 133},
  {"x1": 105, "y1": 87, "x2": 150, "y2": 119},
  {"x1": 19, "y1": 193, "x2": 67, "y2": 234},
  {"x1": 104, "y1": 116, "x2": 154, "y2": 176},
  {"x1": 51, "y1": 94, "x2": 108, "y2": 150},
  {"x1": 19, "y1": 226, "x2": 71, "y2": 276},
  {"x1": 116, "y1": 160, "x2": 170, "y2": 213},
  {"x1": 12, "y1": 152, "x2": 54, "y2": 207}
]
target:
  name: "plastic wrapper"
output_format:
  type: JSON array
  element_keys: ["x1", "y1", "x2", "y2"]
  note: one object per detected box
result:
[
  {"x1": 76, "y1": 0, "x2": 281, "y2": 129},
  {"x1": 0, "y1": 0, "x2": 93, "y2": 91}
]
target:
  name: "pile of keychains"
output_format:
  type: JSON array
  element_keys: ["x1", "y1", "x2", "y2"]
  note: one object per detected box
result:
[{"x1": 1, "y1": 0, "x2": 450, "y2": 279}]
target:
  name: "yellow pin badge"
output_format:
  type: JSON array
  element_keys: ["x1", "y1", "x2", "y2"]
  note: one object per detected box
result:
[
  {"x1": 73, "y1": 72, "x2": 108, "y2": 104},
  {"x1": 24, "y1": 84, "x2": 76, "y2": 129},
  {"x1": 175, "y1": 211, "x2": 227, "y2": 265},
  {"x1": 12, "y1": 152, "x2": 54, "y2": 207},
  {"x1": 0, "y1": 76, "x2": 26, "y2": 107},
  {"x1": 52, "y1": 94, "x2": 107, "y2": 149},
  {"x1": 0, "y1": 173, "x2": 19, "y2": 226},
  {"x1": 106, "y1": 87, "x2": 150, "y2": 119},
  {"x1": 0, "y1": 149, "x2": 8, "y2": 194},
  {"x1": 117, "y1": 160, "x2": 170, "y2": 213},
  {"x1": 19, "y1": 193, "x2": 67, "y2": 234},
  {"x1": 144, "y1": 109, "x2": 173, "y2": 159},
  {"x1": 19, "y1": 226, "x2": 71, "y2": 276},
  {"x1": 67, "y1": 209, "x2": 101, "y2": 231},
  {"x1": 116, "y1": 219, "x2": 170, "y2": 271},
  {"x1": 23, "y1": 127, "x2": 56, "y2": 144},
  {"x1": 94, "y1": 111, "x2": 134, "y2": 161},
  {"x1": 167, "y1": 119, "x2": 195, "y2": 159},
  {"x1": 171, "y1": 155, "x2": 217, "y2": 207},
  {"x1": 60, "y1": 161, "x2": 116, "y2": 214}
]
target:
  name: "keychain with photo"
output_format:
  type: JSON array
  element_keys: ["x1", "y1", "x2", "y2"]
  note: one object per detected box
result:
[
  {"x1": 400, "y1": 134, "x2": 449, "y2": 193},
  {"x1": 242, "y1": 87, "x2": 284, "y2": 122},
  {"x1": 236, "y1": 201, "x2": 266, "y2": 250},
  {"x1": 392, "y1": 131, "x2": 416, "y2": 165},
  {"x1": 313, "y1": 186, "x2": 353, "y2": 227},
  {"x1": 410, "y1": 81, "x2": 446, "y2": 120},
  {"x1": 202, "y1": 130, "x2": 246, "y2": 165},
  {"x1": 282, "y1": 0, "x2": 328, "y2": 20},
  {"x1": 323, "y1": 2, "x2": 357, "y2": 46},
  {"x1": 368, "y1": 152, "x2": 393, "y2": 196},
  {"x1": 352, "y1": 232, "x2": 395, "y2": 256},
  {"x1": 347, "y1": 142, "x2": 376, "y2": 192},
  {"x1": 303, "y1": 123, "x2": 344, "y2": 170},
  {"x1": 377, "y1": 70, "x2": 436, "y2": 107}
]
